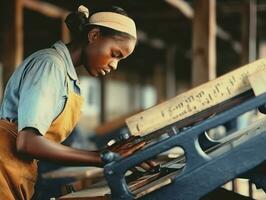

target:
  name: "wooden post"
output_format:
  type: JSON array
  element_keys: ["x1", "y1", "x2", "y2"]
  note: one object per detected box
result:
[
  {"x1": 2, "y1": 0, "x2": 24, "y2": 87},
  {"x1": 23, "y1": 0, "x2": 70, "y2": 43},
  {"x1": 192, "y1": 0, "x2": 216, "y2": 87},
  {"x1": 241, "y1": 0, "x2": 257, "y2": 64},
  {"x1": 241, "y1": 4, "x2": 250, "y2": 65},
  {"x1": 166, "y1": 0, "x2": 241, "y2": 54},
  {"x1": 249, "y1": 0, "x2": 257, "y2": 62}
]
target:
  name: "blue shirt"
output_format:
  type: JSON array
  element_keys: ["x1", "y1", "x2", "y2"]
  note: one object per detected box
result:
[{"x1": 0, "y1": 41, "x2": 82, "y2": 135}]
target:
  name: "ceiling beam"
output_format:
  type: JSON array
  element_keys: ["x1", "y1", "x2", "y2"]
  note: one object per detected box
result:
[
  {"x1": 23, "y1": 0, "x2": 69, "y2": 18},
  {"x1": 23, "y1": 0, "x2": 165, "y2": 49},
  {"x1": 165, "y1": 0, "x2": 194, "y2": 18},
  {"x1": 165, "y1": 0, "x2": 242, "y2": 53}
]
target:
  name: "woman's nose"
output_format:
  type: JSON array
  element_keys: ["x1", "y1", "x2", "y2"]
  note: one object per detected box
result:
[{"x1": 109, "y1": 60, "x2": 118, "y2": 70}]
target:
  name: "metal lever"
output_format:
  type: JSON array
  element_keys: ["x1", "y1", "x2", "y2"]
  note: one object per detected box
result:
[{"x1": 100, "y1": 150, "x2": 120, "y2": 165}]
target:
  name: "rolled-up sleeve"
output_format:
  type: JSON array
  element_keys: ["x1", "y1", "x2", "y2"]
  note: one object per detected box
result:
[{"x1": 18, "y1": 57, "x2": 66, "y2": 135}]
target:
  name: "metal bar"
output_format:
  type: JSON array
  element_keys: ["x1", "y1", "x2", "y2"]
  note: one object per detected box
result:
[{"x1": 105, "y1": 92, "x2": 266, "y2": 199}]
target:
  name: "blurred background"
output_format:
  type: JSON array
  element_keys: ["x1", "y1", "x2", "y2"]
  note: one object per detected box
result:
[
  {"x1": 1, "y1": 0, "x2": 266, "y2": 199},
  {"x1": 1, "y1": 0, "x2": 266, "y2": 129}
]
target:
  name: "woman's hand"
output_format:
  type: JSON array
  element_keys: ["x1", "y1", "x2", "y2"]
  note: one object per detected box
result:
[
  {"x1": 106, "y1": 136, "x2": 157, "y2": 170},
  {"x1": 107, "y1": 136, "x2": 144, "y2": 157}
]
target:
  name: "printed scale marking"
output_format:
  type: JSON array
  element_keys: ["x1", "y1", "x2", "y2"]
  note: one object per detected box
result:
[{"x1": 126, "y1": 59, "x2": 266, "y2": 136}]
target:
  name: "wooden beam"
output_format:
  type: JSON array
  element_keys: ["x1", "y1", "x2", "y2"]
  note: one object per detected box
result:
[
  {"x1": 192, "y1": 0, "x2": 217, "y2": 86},
  {"x1": 24, "y1": 0, "x2": 164, "y2": 50},
  {"x1": 165, "y1": 0, "x2": 241, "y2": 54},
  {"x1": 249, "y1": 0, "x2": 257, "y2": 62},
  {"x1": 165, "y1": 0, "x2": 194, "y2": 18},
  {"x1": 23, "y1": 0, "x2": 71, "y2": 44},
  {"x1": 241, "y1": 0, "x2": 257, "y2": 64},
  {"x1": 23, "y1": 0, "x2": 69, "y2": 18},
  {"x1": 2, "y1": 0, "x2": 24, "y2": 87}
]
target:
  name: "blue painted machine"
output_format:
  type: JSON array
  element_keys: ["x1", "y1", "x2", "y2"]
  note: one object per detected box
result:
[{"x1": 101, "y1": 91, "x2": 266, "y2": 200}]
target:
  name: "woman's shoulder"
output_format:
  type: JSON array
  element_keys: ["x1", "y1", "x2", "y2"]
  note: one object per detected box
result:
[
  {"x1": 28, "y1": 48, "x2": 65, "y2": 66},
  {"x1": 19, "y1": 48, "x2": 67, "y2": 76}
]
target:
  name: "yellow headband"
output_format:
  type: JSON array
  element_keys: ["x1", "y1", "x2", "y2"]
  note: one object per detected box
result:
[{"x1": 78, "y1": 5, "x2": 137, "y2": 39}]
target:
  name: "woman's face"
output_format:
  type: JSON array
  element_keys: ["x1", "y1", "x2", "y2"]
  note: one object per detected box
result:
[{"x1": 82, "y1": 28, "x2": 136, "y2": 77}]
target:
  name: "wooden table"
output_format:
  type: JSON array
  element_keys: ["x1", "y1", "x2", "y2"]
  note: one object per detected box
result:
[
  {"x1": 58, "y1": 187, "x2": 111, "y2": 200},
  {"x1": 42, "y1": 167, "x2": 103, "y2": 179}
]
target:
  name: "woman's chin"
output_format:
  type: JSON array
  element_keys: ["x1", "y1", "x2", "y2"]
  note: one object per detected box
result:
[
  {"x1": 85, "y1": 68, "x2": 98, "y2": 77},
  {"x1": 90, "y1": 71, "x2": 99, "y2": 77}
]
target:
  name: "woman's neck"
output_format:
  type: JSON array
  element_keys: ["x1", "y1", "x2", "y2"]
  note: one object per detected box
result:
[{"x1": 66, "y1": 42, "x2": 83, "y2": 68}]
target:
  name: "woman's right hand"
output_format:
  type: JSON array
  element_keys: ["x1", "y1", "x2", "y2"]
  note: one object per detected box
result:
[{"x1": 106, "y1": 136, "x2": 157, "y2": 170}]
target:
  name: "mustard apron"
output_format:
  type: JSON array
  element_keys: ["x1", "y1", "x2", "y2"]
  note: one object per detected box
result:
[{"x1": 0, "y1": 77, "x2": 84, "y2": 200}]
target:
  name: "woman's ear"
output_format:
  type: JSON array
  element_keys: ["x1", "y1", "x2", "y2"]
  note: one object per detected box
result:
[{"x1": 87, "y1": 28, "x2": 101, "y2": 43}]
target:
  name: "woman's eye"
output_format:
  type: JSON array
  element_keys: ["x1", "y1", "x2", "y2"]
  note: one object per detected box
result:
[
  {"x1": 112, "y1": 51, "x2": 121, "y2": 58},
  {"x1": 112, "y1": 52, "x2": 118, "y2": 58}
]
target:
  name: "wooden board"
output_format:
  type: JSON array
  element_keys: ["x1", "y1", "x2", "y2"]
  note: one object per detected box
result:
[
  {"x1": 126, "y1": 58, "x2": 266, "y2": 136},
  {"x1": 42, "y1": 167, "x2": 103, "y2": 179},
  {"x1": 248, "y1": 70, "x2": 266, "y2": 96},
  {"x1": 58, "y1": 187, "x2": 110, "y2": 200}
]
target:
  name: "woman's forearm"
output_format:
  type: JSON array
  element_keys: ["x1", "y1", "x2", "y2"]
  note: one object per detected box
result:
[{"x1": 16, "y1": 128, "x2": 103, "y2": 167}]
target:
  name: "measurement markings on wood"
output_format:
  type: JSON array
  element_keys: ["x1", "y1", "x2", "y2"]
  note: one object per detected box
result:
[{"x1": 126, "y1": 59, "x2": 266, "y2": 136}]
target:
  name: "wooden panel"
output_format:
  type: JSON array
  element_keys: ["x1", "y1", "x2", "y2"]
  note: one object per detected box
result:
[
  {"x1": 42, "y1": 167, "x2": 103, "y2": 179},
  {"x1": 126, "y1": 58, "x2": 266, "y2": 136},
  {"x1": 248, "y1": 70, "x2": 266, "y2": 96},
  {"x1": 58, "y1": 187, "x2": 110, "y2": 200}
]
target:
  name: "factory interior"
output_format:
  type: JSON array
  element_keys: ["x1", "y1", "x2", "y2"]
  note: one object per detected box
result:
[{"x1": 1, "y1": 0, "x2": 266, "y2": 199}]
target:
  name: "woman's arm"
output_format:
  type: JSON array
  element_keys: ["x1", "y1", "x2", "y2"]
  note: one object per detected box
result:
[
  {"x1": 16, "y1": 128, "x2": 103, "y2": 167},
  {"x1": 16, "y1": 128, "x2": 146, "y2": 167}
]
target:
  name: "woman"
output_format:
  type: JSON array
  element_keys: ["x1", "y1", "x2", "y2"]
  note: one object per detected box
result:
[{"x1": 0, "y1": 5, "x2": 145, "y2": 200}]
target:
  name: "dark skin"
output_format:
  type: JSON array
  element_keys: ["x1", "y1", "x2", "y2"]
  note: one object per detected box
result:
[{"x1": 16, "y1": 28, "x2": 152, "y2": 168}]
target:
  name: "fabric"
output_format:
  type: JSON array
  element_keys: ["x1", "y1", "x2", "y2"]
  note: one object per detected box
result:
[
  {"x1": 89, "y1": 12, "x2": 137, "y2": 39},
  {"x1": 0, "y1": 41, "x2": 82, "y2": 135},
  {"x1": 0, "y1": 120, "x2": 38, "y2": 200},
  {"x1": 44, "y1": 77, "x2": 84, "y2": 143},
  {"x1": 0, "y1": 75, "x2": 84, "y2": 200},
  {"x1": 0, "y1": 41, "x2": 84, "y2": 199},
  {"x1": 77, "y1": 5, "x2": 137, "y2": 39}
]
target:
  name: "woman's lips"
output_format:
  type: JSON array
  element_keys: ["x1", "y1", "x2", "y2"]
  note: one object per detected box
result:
[
  {"x1": 104, "y1": 68, "x2": 111, "y2": 73},
  {"x1": 100, "y1": 69, "x2": 106, "y2": 75},
  {"x1": 99, "y1": 68, "x2": 111, "y2": 76}
]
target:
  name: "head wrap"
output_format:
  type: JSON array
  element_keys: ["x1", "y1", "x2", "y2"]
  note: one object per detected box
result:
[{"x1": 78, "y1": 5, "x2": 137, "y2": 39}]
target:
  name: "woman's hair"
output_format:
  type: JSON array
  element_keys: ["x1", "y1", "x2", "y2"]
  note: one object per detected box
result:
[{"x1": 65, "y1": 6, "x2": 133, "y2": 41}]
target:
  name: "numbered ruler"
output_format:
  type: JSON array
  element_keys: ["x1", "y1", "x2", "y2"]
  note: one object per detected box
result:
[{"x1": 126, "y1": 59, "x2": 266, "y2": 136}]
